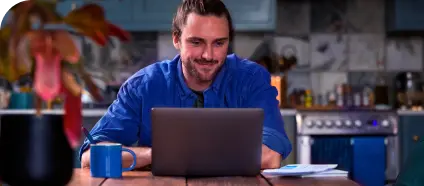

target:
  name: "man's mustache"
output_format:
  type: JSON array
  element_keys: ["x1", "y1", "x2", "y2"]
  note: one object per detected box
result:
[{"x1": 194, "y1": 59, "x2": 218, "y2": 64}]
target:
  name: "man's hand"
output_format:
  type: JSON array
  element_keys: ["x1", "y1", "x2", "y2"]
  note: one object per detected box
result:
[
  {"x1": 81, "y1": 143, "x2": 281, "y2": 170},
  {"x1": 80, "y1": 142, "x2": 152, "y2": 169},
  {"x1": 261, "y1": 145, "x2": 282, "y2": 169},
  {"x1": 81, "y1": 149, "x2": 91, "y2": 169}
]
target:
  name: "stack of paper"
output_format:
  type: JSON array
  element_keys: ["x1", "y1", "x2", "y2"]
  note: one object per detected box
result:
[
  {"x1": 301, "y1": 169, "x2": 348, "y2": 178},
  {"x1": 262, "y1": 164, "x2": 348, "y2": 177}
]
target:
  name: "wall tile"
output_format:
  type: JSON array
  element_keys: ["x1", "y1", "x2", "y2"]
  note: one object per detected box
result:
[
  {"x1": 310, "y1": 72, "x2": 348, "y2": 96},
  {"x1": 348, "y1": 71, "x2": 398, "y2": 105},
  {"x1": 124, "y1": 32, "x2": 158, "y2": 69},
  {"x1": 276, "y1": 0, "x2": 310, "y2": 35},
  {"x1": 79, "y1": 36, "x2": 100, "y2": 68},
  {"x1": 157, "y1": 32, "x2": 179, "y2": 61},
  {"x1": 273, "y1": 36, "x2": 310, "y2": 70},
  {"x1": 385, "y1": 37, "x2": 423, "y2": 71},
  {"x1": 348, "y1": 71, "x2": 398, "y2": 86},
  {"x1": 345, "y1": 0, "x2": 385, "y2": 33},
  {"x1": 310, "y1": 0, "x2": 347, "y2": 33},
  {"x1": 348, "y1": 34, "x2": 385, "y2": 71},
  {"x1": 348, "y1": 72, "x2": 379, "y2": 88},
  {"x1": 78, "y1": 36, "x2": 109, "y2": 89},
  {"x1": 76, "y1": 32, "x2": 158, "y2": 86},
  {"x1": 309, "y1": 34, "x2": 348, "y2": 71},
  {"x1": 286, "y1": 71, "x2": 311, "y2": 95},
  {"x1": 233, "y1": 32, "x2": 267, "y2": 59}
]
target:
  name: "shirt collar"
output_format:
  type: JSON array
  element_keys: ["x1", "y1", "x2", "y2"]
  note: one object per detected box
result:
[{"x1": 175, "y1": 54, "x2": 232, "y2": 98}]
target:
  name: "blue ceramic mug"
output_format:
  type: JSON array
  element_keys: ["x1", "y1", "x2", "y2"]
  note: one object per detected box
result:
[
  {"x1": 90, "y1": 143, "x2": 137, "y2": 178},
  {"x1": 8, "y1": 92, "x2": 33, "y2": 109}
]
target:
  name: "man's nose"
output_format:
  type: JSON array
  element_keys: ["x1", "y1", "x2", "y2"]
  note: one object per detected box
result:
[{"x1": 202, "y1": 45, "x2": 213, "y2": 61}]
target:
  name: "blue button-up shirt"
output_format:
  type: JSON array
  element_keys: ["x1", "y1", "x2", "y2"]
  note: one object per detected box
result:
[{"x1": 79, "y1": 54, "x2": 292, "y2": 160}]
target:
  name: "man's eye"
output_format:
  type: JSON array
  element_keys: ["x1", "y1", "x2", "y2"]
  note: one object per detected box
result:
[
  {"x1": 191, "y1": 41, "x2": 200, "y2": 45},
  {"x1": 215, "y1": 42, "x2": 224, "y2": 47}
]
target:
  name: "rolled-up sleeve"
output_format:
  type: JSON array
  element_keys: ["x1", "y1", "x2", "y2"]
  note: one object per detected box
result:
[
  {"x1": 78, "y1": 78, "x2": 142, "y2": 160},
  {"x1": 245, "y1": 68, "x2": 292, "y2": 159}
]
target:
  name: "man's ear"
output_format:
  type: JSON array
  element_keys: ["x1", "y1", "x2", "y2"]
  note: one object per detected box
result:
[{"x1": 172, "y1": 34, "x2": 181, "y2": 50}]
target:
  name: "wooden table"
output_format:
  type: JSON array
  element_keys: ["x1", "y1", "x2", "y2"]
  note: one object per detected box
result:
[{"x1": 68, "y1": 169, "x2": 360, "y2": 186}]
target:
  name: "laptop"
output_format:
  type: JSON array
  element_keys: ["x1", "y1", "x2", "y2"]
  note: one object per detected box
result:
[{"x1": 151, "y1": 108, "x2": 264, "y2": 177}]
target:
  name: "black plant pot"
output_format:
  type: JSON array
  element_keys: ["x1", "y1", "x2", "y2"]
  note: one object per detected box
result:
[{"x1": 0, "y1": 113, "x2": 74, "y2": 186}]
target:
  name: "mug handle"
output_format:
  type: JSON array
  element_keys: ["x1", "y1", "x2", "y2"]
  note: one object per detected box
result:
[{"x1": 121, "y1": 148, "x2": 137, "y2": 172}]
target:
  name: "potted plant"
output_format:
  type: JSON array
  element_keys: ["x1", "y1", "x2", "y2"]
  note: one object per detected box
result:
[{"x1": 0, "y1": 1, "x2": 130, "y2": 185}]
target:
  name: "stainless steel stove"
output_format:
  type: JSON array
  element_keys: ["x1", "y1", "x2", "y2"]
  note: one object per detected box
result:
[
  {"x1": 296, "y1": 110, "x2": 398, "y2": 135},
  {"x1": 296, "y1": 110, "x2": 399, "y2": 186}
]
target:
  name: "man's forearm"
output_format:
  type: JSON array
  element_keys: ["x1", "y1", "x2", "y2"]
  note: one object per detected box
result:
[
  {"x1": 261, "y1": 144, "x2": 282, "y2": 169},
  {"x1": 81, "y1": 142, "x2": 152, "y2": 169}
]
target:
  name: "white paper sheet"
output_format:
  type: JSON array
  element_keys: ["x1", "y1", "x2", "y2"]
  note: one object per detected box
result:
[
  {"x1": 301, "y1": 169, "x2": 348, "y2": 178},
  {"x1": 262, "y1": 164, "x2": 339, "y2": 176}
]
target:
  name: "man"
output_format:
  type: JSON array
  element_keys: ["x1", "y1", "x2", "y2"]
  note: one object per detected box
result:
[{"x1": 80, "y1": 0, "x2": 292, "y2": 169}]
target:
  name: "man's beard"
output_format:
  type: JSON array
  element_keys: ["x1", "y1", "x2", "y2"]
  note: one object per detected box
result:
[{"x1": 183, "y1": 58, "x2": 220, "y2": 83}]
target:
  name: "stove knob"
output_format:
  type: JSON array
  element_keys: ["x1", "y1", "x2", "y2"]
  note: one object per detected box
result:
[
  {"x1": 381, "y1": 120, "x2": 390, "y2": 127},
  {"x1": 354, "y1": 120, "x2": 362, "y2": 127},
  {"x1": 335, "y1": 120, "x2": 342, "y2": 127},
  {"x1": 305, "y1": 121, "x2": 313, "y2": 127},
  {"x1": 345, "y1": 120, "x2": 352, "y2": 127},
  {"x1": 316, "y1": 121, "x2": 323, "y2": 128},
  {"x1": 325, "y1": 121, "x2": 332, "y2": 127}
]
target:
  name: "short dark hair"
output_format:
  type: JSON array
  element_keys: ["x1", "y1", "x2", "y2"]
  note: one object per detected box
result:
[{"x1": 172, "y1": 0, "x2": 234, "y2": 41}]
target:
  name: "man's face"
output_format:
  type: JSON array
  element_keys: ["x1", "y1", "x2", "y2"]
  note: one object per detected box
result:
[{"x1": 173, "y1": 13, "x2": 229, "y2": 83}]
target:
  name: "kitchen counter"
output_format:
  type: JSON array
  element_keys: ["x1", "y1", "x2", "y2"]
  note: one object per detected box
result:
[
  {"x1": 396, "y1": 110, "x2": 424, "y2": 116},
  {"x1": 0, "y1": 109, "x2": 298, "y2": 117},
  {"x1": 0, "y1": 109, "x2": 108, "y2": 117},
  {"x1": 0, "y1": 109, "x2": 423, "y2": 117}
]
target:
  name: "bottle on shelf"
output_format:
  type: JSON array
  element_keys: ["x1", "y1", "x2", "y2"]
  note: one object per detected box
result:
[{"x1": 304, "y1": 89, "x2": 313, "y2": 108}]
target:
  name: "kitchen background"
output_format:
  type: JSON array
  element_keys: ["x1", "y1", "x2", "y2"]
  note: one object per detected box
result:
[
  {"x1": 0, "y1": 0, "x2": 421, "y2": 110},
  {"x1": 89, "y1": 0, "x2": 423, "y2": 107},
  {"x1": 38, "y1": 0, "x2": 420, "y2": 110}
]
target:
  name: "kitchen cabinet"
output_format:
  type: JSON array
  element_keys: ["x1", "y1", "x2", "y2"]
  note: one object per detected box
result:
[
  {"x1": 225, "y1": 0, "x2": 276, "y2": 31},
  {"x1": 398, "y1": 116, "x2": 424, "y2": 166},
  {"x1": 55, "y1": 0, "x2": 276, "y2": 31},
  {"x1": 386, "y1": 0, "x2": 424, "y2": 34},
  {"x1": 132, "y1": 0, "x2": 181, "y2": 31}
]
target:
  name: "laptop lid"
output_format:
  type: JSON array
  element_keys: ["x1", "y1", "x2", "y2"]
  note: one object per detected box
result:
[{"x1": 151, "y1": 108, "x2": 264, "y2": 177}]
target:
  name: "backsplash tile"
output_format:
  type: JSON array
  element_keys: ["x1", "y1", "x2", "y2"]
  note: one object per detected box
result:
[
  {"x1": 348, "y1": 72, "x2": 380, "y2": 88},
  {"x1": 348, "y1": 71, "x2": 398, "y2": 105},
  {"x1": 309, "y1": 34, "x2": 348, "y2": 71},
  {"x1": 123, "y1": 32, "x2": 158, "y2": 70},
  {"x1": 273, "y1": 36, "x2": 310, "y2": 70},
  {"x1": 310, "y1": 0, "x2": 347, "y2": 33},
  {"x1": 74, "y1": 32, "x2": 158, "y2": 89},
  {"x1": 385, "y1": 37, "x2": 423, "y2": 71},
  {"x1": 345, "y1": 0, "x2": 385, "y2": 33},
  {"x1": 347, "y1": 34, "x2": 385, "y2": 71},
  {"x1": 276, "y1": 0, "x2": 310, "y2": 35},
  {"x1": 157, "y1": 32, "x2": 179, "y2": 61},
  {"x1": 71, "y1": 0, "x2": 424, "y2": 99},
  {"x1": 286, "y1": 71, "x2": 312, "y2": 95},
  {"x1": 233, "y1": 32, "x2": 267, "y2": 59},
  {"x1": 310, "y1": 72, "x2": 348, "y2": 96}
]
